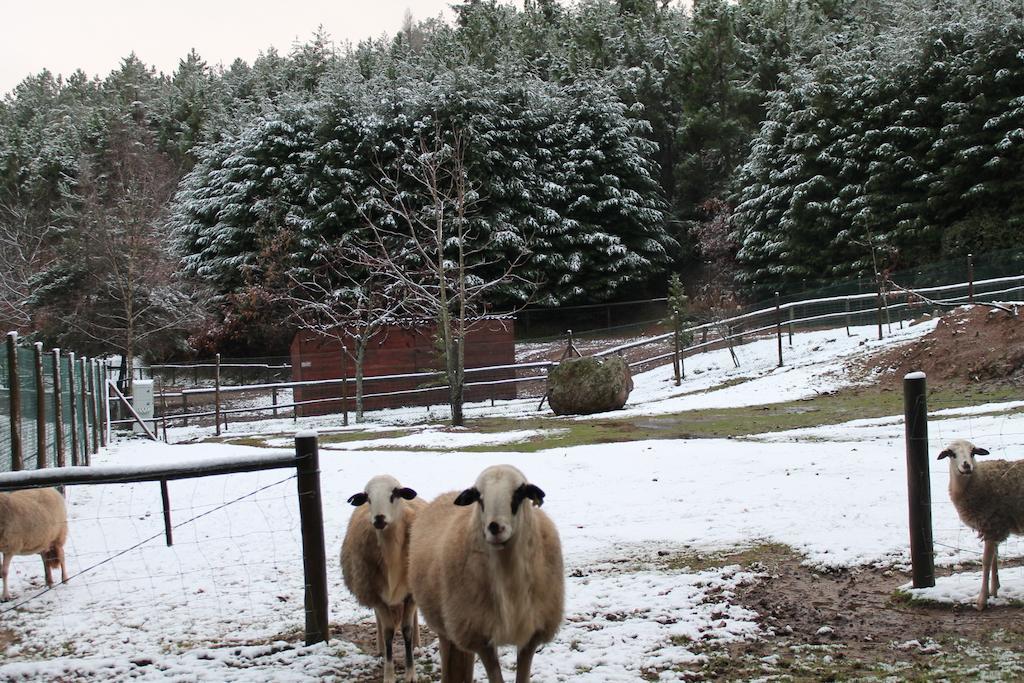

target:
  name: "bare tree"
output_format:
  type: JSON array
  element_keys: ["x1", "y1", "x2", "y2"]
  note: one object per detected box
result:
[
  {"x1": 281, "y1": 239, "x2": 405, "y2": 422},
  {"x1": 349, "y1": 125, "x2": 532, "y2": 426},
  {"x1": 692, "y1": 198, "x2": 742, "y2": 367},
  {"x1": 0, "y1": 187, "x2": 59, "y2": 331},
  {"x1": 46, "y1": 121, "x2": 196, "y2": 388}
]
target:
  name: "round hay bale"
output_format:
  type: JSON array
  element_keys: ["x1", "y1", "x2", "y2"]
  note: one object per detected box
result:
[{"x1": 547, "y1": 355, "x2": 633, "y2": 416}]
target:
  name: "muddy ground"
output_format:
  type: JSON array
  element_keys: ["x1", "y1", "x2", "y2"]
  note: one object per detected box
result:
[
  {"x1": 696, "y1": 546, "x2": 1024, "y2": 682},
  {"x1": 326, "y1": 544, "x2": 1024, "y2": 682}
]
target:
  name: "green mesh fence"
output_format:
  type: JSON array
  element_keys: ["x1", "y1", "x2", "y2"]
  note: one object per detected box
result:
[
  {"x1": 62, "y1": 356, "x2": 77, "y2": 466},
  {"x1": 41, "y1": 352, "x2": 57, "y2": 468},
  {"x1": 17, "y1": 347, "x2": 38, "y2": 470},
  {"x1": 0, "y1": 343, "x2": 109, "y2": 471}
]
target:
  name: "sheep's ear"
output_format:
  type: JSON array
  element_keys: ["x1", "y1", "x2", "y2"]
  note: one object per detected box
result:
[
  {"x1": 347, "y1": 492, "x2": 368, "y2": 507},
  {"x1": 394, "y1": 487, "x2": 417, "y2": 501},
  {"x1": 937, "y1": 449, "x2": 953, "y2": 460},
  {"x1": 972, "y1": 447, "x2": 990, "y2": 456},
  {"x1": 454, "y1": 487, "x2": 480, "y2": 506},
  {"x1": 513, "y1": 483, "x2": 545, "y2": 512}
]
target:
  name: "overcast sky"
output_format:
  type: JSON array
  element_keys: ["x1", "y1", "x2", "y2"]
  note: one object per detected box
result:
[{"x1": 0, "y1": 0, "x2": 457, "y2": 96}]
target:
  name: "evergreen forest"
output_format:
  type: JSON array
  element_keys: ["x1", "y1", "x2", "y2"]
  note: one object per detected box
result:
[{"x1": 2, "y1": 0, "x2": 1022, "y2": 359}]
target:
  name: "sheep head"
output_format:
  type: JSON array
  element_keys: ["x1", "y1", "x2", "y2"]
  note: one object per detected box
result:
[
  {"x1": 938, "y1": 439, "x2": 990, "y2": 476},
  {"x1": 454, "y1": 465, "x2": 545, "y2": 547},
  {"x1": 347, "y1": 475, "x2": 417, "y2": 531}
]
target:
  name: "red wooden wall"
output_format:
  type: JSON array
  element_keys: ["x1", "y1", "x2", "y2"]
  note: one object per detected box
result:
[{"x1": 290, "y1": 318, "x2": 517, "y2": 416}]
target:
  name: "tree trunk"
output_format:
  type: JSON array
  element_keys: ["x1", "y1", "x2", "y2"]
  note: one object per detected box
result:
[
  {"x1": 448, "y1": 336, "x2": 464, "y2": 427},
  {"x1": 355, "y1": 340, "x2": 366, "y2": 423}
]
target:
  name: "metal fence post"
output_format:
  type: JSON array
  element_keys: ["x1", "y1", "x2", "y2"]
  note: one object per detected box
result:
[
  {"x1": 845, "y1": 297, "x2": 851, "y2": 336},
  {"x1": 904, "y1": 371, "x2": 935, "y2": 589},
  {"x1": 68, "y1": 352, "x2": 79, "y2": 467},
  {"x1": 7, "y1": 332, "x2": 23, "y2": 471},
  {"x1": 775, "y1": 293, "x2": 783, "y2": 368},
  {"x1": 52, "y1": 349, "x2": 65, "y2": 468},
  {"x1": 215, "y1": 353, "x2": 222, "y2": 436},
  {"x1": 79, "y1": 357, "x2": 92, "y2": 463},
  {"x1": 295, "y1": 431, "x2": 330, "y2": 646},
  {"x1": 98, "y1": 360, "x2": 108, "y2": 448},
  {"x1": 89, "y1": 359, "x2": 100, "y2": 455},
  {"x1": 34, "y1": 342, "x2": 46, "y2": 468}
]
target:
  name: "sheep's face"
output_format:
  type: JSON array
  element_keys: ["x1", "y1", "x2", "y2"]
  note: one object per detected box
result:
[
  {"x1": 347, "y1": 475, "x2": 417, "y2": 531},
  {"x1": 938, "y1": 439, "x2": 990, "y2": 476},
  {"x1": 454, "y1": 465, "x2": 545, "y2": 547}
]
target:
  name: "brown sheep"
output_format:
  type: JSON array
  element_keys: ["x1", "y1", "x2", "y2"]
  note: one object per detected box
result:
[
  {"x1": 940, "y1": 439, "x2": 1024, "y2": 610},
  {"x1": 0, "y1": 487, "x2": 69, "y2": 601},
  {"x1": 409, "y1": 465, "x2": 564, "y2": 683},
  {"x1": 341, "y1": 475, "x2": 425, "y2": 683}
]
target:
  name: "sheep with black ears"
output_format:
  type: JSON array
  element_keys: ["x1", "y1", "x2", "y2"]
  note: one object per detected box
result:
[
  {"x1": 341, "y1": 475, "x2": 425, "y2": 683},
  {"x1": 0, "y1": 487, "x2": 69, "y2": 601},
  {"x1": 408, "y1": 464, "x2": 564, "y2": 683},
  {"x1": 939, "y1": 439, "x2": 1024, "y2": 610}
]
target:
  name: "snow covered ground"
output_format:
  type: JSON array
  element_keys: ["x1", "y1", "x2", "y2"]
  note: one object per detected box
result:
[{"x1": 1, "y1": 318, "x2": 1022, "y2": 680}]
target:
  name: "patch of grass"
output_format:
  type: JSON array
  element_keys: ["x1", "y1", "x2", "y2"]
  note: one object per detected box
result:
[
  {"x1": 658, "y1": 542, "x2": 795, "y2": 573},
  {"x1": 203, "y1": 385, "x2": 1023, "y2": 454},
  {"x1": 316, "y1": 429, "x2": 414, "y2": 446},
  {"x1": 462, "y1": 385, "x2": 1023, "y2": 452},
  {"x1": 222, "y1": 436, "x2": 276, "y2": 448}
]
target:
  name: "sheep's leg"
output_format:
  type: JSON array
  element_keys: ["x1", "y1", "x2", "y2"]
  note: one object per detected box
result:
[
  {"x1": 514, "y1": 635, "x2": 543, "y2": 683},
  {"x1": 1, "y1": 553, "x2": 10, "y2": 601},
  {"x1": 437, "y1": 637, "x2": 455, "y2": 682},
  {"x1": 478, "y1": 645, "x2": 504, "y2": 683},
  {"x1": 375, "y1": 607, "x2": 396, "y2": 683},
  {"x1": 57, "y1": 544, "x2": 68, "y2": 583},
  {"x1": 40, "y1": 553, "x2": 53, "y2": 587},
  {"x1": 376, "y1": 612, "x2": 385, "y2": 655},
  {"x1": 440, "y1": 639, "x2": 475, "y2": 683},
  {"x1": 400, "y1": 595, "x2": 417, "y2": 682},
  {"x1": 990, "y1": 543, "x2": 1000, "y2": 598},
  {"x1": 977, "y1": 539, "x2": 995, "y2": 611}
]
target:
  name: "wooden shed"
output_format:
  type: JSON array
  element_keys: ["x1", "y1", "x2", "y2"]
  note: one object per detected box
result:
[{"x1": 290, "y1": 316, "x2": 517, "y2": 417}]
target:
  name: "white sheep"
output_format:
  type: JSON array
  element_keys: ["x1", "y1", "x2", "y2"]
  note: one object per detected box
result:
[
  {"x1": 939, "y1": 439, "x2": 1024, "y2": 610},
  {"x1": 408, "y1": 464, "x2": 564, "y2": 683},
  {"x1": 341, "y1": 475, "x2": 425, "y2": 683},
  {"x1": 0, "y1": 487, "x2": 69, "y2": 601}
]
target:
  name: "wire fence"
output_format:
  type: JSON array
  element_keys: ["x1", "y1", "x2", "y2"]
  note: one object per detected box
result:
[{"x1": 0, "y1": 434, "x2": 330, "y2": 671}]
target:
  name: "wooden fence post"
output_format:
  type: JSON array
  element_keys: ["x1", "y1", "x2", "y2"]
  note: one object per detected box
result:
[
  {"x1": 215, "y1": 353, "x2": 222, "y2": 436},
  {"x1": 7, "y1": 332, "x2": 23, "y2": 471},
  {"x1": 295, "y1": 431, "x2": 330, "y2": 645},
  {"x1": 968, "y1": 253, "x2": 975, "y2": 303},
  {"x1": 672, "y1": 320, "x2": 681, "y2": 387},
  {"x1": 341, "y1": 350, "x2": 349, "y2": 427},
  {"x1": 875, "y1": 273, "x2": 884, "y2": 341},
  {"x1": 775, "y1": 293, "x2": 783, "y2": 368},
  {"x1": 68, "y1": 352, "x2": 79, "y2": 467},
  {"x1": 904, "y1": 371, "x2": 934, "y2": 589},
  {"x1": 845, "y1": 297, "x2": 852, "y2": 337},
  {"x1": 52, "y1": 349, "x2": 65, "y2": 468}
]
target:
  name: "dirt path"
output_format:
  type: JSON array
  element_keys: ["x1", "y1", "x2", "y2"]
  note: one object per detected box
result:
[{"x1": 695, "y1": 545, "x2": 1024, "y2": 681}]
